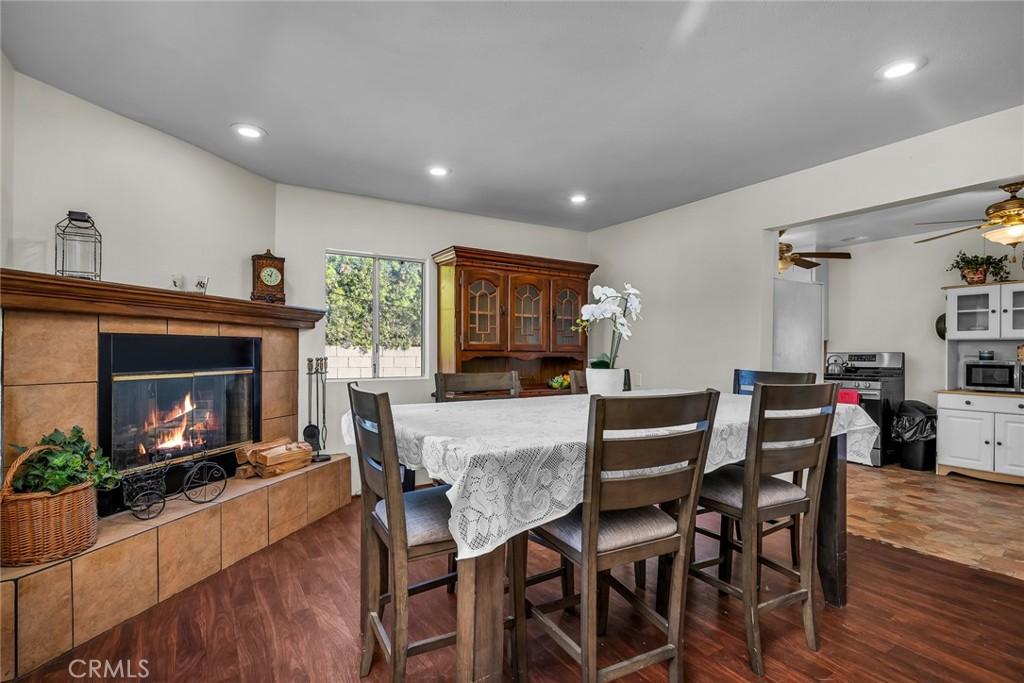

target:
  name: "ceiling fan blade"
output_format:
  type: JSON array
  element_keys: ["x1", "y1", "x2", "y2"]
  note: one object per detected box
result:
[
  {"x1": 914, "y1": 219, "x2": 986, "y2": 225},
  {"x1": 796, "y1": 252, "x2": 851, "y2": 260},
  {"x1": 914, "y1": 225, "x2": 984, "y2": 244},
  {"x1": 792, "y1": 257, "x2": 822, "y2": 269}
]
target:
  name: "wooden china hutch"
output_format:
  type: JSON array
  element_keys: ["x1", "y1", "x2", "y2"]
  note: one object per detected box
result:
[{"x1": 432, "y1": 246, "x2": 598, "y2": 395}]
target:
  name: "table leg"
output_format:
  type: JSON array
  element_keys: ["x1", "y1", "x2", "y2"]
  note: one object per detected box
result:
[
  {"x1": 455, "y1": 544, "x2": 506, "y2": 682},
  {"x1": 817, "y1": 433, "x2": 847, "y2": 608}
]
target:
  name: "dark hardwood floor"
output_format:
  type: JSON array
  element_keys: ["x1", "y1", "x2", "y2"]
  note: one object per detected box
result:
[{"x1": 24, "y1": 500, "x2": 1024, "y2": 682}]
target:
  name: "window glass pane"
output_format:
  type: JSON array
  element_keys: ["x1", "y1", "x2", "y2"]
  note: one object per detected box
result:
[
  {"x1": 325, "y1": 253, "x2": 374, "y2": 379},
  {"x1": 378, "y1": 258, "x2": 423, "y2": 378}
]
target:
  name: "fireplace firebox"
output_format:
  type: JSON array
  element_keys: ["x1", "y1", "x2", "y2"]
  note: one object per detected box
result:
[{"x1": 98, "y1": 334, "x2": 261, "y2": 514}]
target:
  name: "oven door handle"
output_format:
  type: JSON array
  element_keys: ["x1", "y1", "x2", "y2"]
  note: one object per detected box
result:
[{"x1": 856, "y1": 391, "x2": 882, "y2": 401}]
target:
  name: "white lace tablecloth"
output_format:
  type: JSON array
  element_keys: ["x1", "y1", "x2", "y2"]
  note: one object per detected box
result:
[{"x1": 342, "y1": 390, "x2": 879, "y2": 559}]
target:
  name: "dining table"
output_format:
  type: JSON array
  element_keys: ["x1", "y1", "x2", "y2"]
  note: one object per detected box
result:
[{"x1": 342, "y1": 389, "x2": 879, "y2": 682}]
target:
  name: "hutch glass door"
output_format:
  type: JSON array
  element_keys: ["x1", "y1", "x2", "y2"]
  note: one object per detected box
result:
[
  {"x1": 460, "y1": 268, "x2": 506, "y2": 351},
  {"x1": 551, "y1": 278, "x2": 587, "y2": 352},
  {"x1": 508, "y1": 274, "x2": 548, "y2": 351},
  {"x1": 1000, "y1": 283, "x2": 1024, "y2": 339},
  {"x1": 946, "y1": 285, "x2": 1000, "y2": 340}
]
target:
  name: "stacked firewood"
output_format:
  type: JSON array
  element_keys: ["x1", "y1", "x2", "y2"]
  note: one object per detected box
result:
[{"x1": 234, "y1": 437, "x2": 313, "y2": 478}]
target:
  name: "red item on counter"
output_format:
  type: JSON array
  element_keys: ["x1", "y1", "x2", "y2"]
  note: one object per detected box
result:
[{"x1": 837, "y1": 388, "x2": 860, "y2": 405}]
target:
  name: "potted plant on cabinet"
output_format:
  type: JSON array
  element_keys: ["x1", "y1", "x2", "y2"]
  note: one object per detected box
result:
[
  {"x1": 573, "y1": 284, "x2": 642, "y2": 395},
  {"x1": 1, "y1": 426, "x2": 120, "y2": 566},
  {"x1": 948, "y1": 250, "x2": 1011, "y2": 284}
]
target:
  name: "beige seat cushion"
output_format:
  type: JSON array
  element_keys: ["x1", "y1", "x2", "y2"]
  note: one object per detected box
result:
[
  {"x1": 541, "y1": 505, "x2": 678, "y2": 554},
  {"x1": 373, "y1": 485, "x2": 453, "y2": 547},
  {"x1": 700, "y1": 464, "x2": 807, "y2": 510}
]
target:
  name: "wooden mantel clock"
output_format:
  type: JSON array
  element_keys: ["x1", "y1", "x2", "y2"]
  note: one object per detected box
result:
[{"x1": 251, "y1": 250, "x2": 286, "y2": 304}]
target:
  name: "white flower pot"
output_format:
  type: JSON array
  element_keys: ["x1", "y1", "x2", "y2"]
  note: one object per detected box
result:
[{"x1": 586, "y1": 368, "x2": 626, "y2": 395}]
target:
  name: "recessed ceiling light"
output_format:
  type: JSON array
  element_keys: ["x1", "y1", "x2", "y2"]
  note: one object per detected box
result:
[
  {"x1": 877, "y1": 57, "x2": 927, "y2": 80},
  {"x1": 570, "y1": 193, "x2": 588, "y2": 205},
  {"x1": 428, "y1": 166, "x2": 450, "y2": 177},
  {"x1": 232, "y1": 123, "x2": 267, "y2": 139}
]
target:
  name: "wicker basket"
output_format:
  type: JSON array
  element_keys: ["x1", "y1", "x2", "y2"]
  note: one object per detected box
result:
[{"x1": 1, "y1": 445, "x2": 99, "y2": 566}]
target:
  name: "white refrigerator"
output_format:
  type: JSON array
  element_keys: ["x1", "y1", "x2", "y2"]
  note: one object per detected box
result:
[{"x1": 772, "y1": 278, "x2": 824, "y2": 378}]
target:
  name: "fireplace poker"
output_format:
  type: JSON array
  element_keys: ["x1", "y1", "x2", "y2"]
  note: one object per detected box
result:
[{"x1": 302, "y1": 357, "x2": 321, "y2": 453}]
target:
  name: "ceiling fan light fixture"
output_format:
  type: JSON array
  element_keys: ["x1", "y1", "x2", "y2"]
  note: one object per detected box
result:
[{"x1": 983, "y1": 225, "x2": 1024, "y2": 246}]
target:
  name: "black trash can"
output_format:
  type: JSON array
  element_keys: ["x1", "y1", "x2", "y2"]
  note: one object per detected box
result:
[{"x1": 891, "y1": 400, "x2": 937, "y2": 471}]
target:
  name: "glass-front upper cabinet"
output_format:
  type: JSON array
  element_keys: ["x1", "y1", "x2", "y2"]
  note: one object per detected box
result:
[
  {"x1": 460, "y1": 268, "x2": 506, "y2": 351},
  {"x1": 999, "y1": 282, "x2": 1024, "y2": 339},
  {"x1": 946, "y1": 285, "x2": 1001, "y2": 340},
  {"x1": 508, "y1": 274, "x2": 549, "y2": 351},
  {"x1": 551, "y1": 278, "x2": 587, "y2": 352}
]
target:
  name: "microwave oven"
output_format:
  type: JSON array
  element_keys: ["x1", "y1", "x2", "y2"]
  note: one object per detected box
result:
[{"x1": 961, "y1": 359, "x2": 1020, "y2": 393}]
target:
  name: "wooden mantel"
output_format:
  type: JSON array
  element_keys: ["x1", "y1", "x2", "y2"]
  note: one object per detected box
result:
[{"x1": 0, "y1": 269, "x2": 324, "y2": 329}]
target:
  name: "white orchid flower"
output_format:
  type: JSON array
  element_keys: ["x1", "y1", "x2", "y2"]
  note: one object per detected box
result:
[{"x1": 576, "y1": 282, "x2": 641, "y2": 368}]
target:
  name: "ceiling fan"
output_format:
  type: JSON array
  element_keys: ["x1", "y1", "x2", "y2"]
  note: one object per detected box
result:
[
  {"x1": 777, "y1": 232, "x2": 852, "y2": 273},
  {"x1": 914, "y1": 181, "x2": 1024, "y2": 246}
]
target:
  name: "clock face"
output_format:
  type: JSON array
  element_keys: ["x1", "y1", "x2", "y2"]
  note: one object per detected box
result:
[{"x1": 259, "y1": 266, "x2": 282, "y2": 287}]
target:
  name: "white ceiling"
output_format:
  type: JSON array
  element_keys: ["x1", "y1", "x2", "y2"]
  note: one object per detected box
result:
[
  {"x1": 783, "y1": 184, "x2": 1015, "y2": 250},
  {"x1": 3, "y1": 2, "x2": 1022, "y2": 231}
]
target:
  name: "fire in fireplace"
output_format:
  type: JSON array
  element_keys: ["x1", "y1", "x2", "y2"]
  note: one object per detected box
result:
[
  {"x1": 99, "y1": 334, "x2": 262, "y2": 475},
  {"x1": 112, "y1": 370, "x2": 253, "y2": 471}
]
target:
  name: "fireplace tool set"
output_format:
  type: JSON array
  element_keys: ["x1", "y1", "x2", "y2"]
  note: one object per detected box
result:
[{"x1": 304, "y1": 357, "x2": 330, "y2": 462}]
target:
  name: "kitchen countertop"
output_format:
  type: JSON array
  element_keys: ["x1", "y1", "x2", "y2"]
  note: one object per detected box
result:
[{"x1": 938, "y1": 389, "x2": 1024, "y2": 399}]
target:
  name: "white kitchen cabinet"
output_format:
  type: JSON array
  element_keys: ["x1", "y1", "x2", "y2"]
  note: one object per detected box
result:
[
  {"x1": 937, "y1": 409, "x2": 994, "y2": 470},
  {"x1": 994, "y1": 413, "x2": 1024, "y2": 477},
  {"x1": 946, "y1": 285, "x2": 1001, "y2": 340},
  {"x1": 999, "y1": 282, "x2": 1024, "y2": 339}
]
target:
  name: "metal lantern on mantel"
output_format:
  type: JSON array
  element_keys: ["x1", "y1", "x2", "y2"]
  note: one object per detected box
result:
[{"x1": 54, "y1": 211, "x2": 102, "y2": 280}]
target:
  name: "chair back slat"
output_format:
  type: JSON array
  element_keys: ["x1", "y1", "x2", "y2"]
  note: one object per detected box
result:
[
  {"x1": 601, "y1": 429, "x2": 707, "y2": 472},
  {"x1": 348, "y1": 382, "x2": 410, "y2": 549},
  {"x1": 733, "y1": 369, "x2": 816, "y2": 396},
  {"x1": 600, "y1": 391, "x2": 713, "y2": 430},
  {"x1": 599, "y1": 466, "x2": 696, "y2": 511},
  {"x1": 569, "y1": 369, "x2": 632, "y2": 394},
  {"x1": 761, "y1": 413, "x2": 832, "y2": 442},
  {"x1": 740, "y1": 382, "x2": 839, "y2": 515},
  {"x1": 582, "y1": 390, "x2": 720, "y2": 552},
  {"x1": 759, "y1": 443, "x2": 824, "y2": 476},
  {"x1": 759, "y1": 383, "x2": 835, "y2": 412},
  {"x1": 434, "y1": 371, "x2": 520, "y2": 402}
]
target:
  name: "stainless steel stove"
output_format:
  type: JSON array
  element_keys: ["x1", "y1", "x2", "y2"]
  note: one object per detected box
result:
[{"x1": 824, "y1": 352, "x2": 905, "y2": 467}]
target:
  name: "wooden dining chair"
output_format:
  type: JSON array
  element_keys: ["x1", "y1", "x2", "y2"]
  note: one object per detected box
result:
[
  {"x1": 691, "y1": 382, "x2": 839, "y2": 676},
  {"x1": 568, "y1": 368, "x2": 632, "y2": 394},
  {"x1": 433, "y1": 370, "x2": 524, "y2": 592},
  {"x1": 729, "y1": 369, "x2": 817, "y2": 570},
  {"x1": 348, "y1": 383, "x2": 459, "y2": 681},
  {"x1": 511, "y1": 390, "x2": 721, "y2": 682},
  {"x1": 434, "y1": 371, "x2": 521, "y2": 401},
  {"x1": 568, "y1": 367, "x2": 644, "y2": 592}
]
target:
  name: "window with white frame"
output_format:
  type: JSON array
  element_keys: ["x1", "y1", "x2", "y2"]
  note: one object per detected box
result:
[{"x1": 324, "y1": 251, "x2": 424, "y2": 379}]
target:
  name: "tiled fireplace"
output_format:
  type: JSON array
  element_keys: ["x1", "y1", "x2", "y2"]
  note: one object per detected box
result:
[{"x1": 0, "y1": 269, "x2": 350, "y2": 681}]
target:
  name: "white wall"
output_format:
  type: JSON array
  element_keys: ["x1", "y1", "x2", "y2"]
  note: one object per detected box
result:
[
  {"x1": 586, "y1": 106, "x2": 1024, "y2": 394},
  {"x1": 828, "y1": 230, "x2": 1014, "y2": 403},
  {"x1": 1, "y1": 54, "x2": 14, "y2": 244},
  {"x1": 274, "y1": 183, "x2": 589, "y2": 484},
  {"x1": 3, "y1": 72, "x2": 276, "y2": 298}
]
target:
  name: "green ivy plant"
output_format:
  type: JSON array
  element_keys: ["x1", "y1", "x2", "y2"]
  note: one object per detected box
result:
[
  {"x1": 947, "y1": 251, "x2": 1011, "y2": 283},
  {"x1": 10, "y1": 426, "x2": 121, "y2": 494}
]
